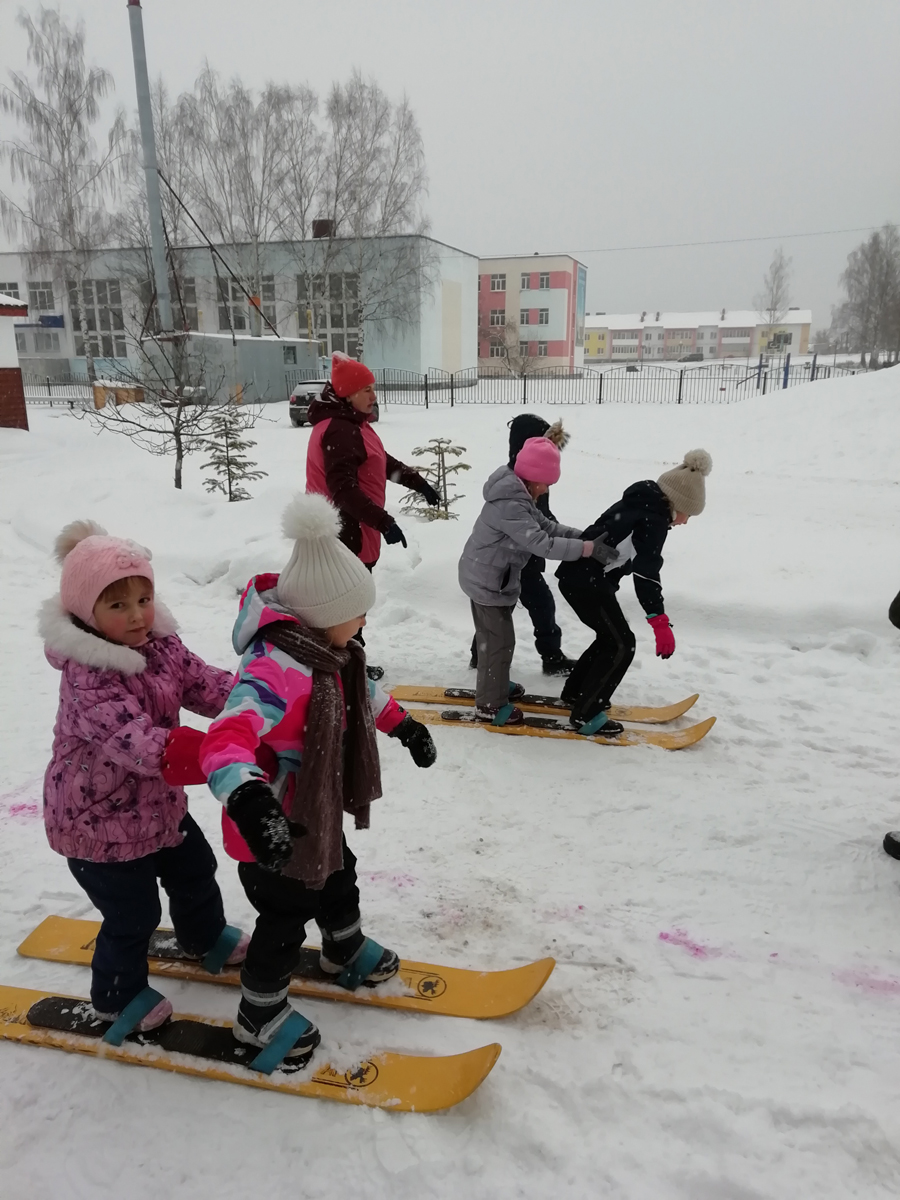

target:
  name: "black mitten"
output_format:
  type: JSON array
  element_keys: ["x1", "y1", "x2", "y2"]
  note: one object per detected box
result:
[
  {"x1": 418, "y1": 481, "x2": 442, "y2": 507},
  {"x1": 383, "y1": 522, "x2": 408, "y2": 548},
  {"x1": 388, "y1": 714, "x2": 437, "y2": 768},
  {"x1": 225, "y1": 780, "x2": 299, "y2": 870}
]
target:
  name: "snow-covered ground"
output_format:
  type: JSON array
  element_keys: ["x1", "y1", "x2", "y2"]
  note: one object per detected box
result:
[{"x1": 2, "y1": 369, "x2": 900, "y2": 1199}]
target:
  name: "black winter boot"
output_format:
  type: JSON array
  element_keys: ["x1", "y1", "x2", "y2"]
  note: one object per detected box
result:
[
  {"x1": 319, "y1": 917, "x2": 400, "y2": 989},
  {"x1": 541, "y1": 652, "x2": 578, "y2": 677},
  {"x1": 233, "y1": 970, "x2": 320, "y2": 1069}
]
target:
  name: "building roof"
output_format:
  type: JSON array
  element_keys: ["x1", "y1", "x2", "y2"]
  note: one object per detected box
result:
[
  {"x1": 586, "y1": 309, "x2": 812, "y2": 330},
  {"x1": 479, "y1": 253, "x2": 588, "y2": 270},
  {"x1": 0, "y1": 292, "x2": 27, "y2": 313}
]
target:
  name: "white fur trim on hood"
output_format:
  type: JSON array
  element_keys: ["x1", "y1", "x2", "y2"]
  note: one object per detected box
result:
[{"x1": 38, "y1": 595, "x2": 179, "y2": 675}]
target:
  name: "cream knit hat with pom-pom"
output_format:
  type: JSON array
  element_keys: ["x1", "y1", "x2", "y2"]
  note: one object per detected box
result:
[
  {"x1": 276, "y1": 493, "x2": 376, "y2": 628},
  {"x1": 657, "y1": 449, "x2": 713, "y2": 516}
]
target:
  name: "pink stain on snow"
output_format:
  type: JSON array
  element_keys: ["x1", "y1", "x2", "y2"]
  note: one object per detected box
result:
[
  {"x1": 659, "y1": 928, "x2": 724, "y2": 960},
  {"x1": 8, "y1": 802, "x2": 39, "y2": 819},
  {"x1": 363, "y1": 871, "x2": 418, "y2": 888},
  {"x1": 834, "y1": 969, "x2": 900, "y2": 997}
]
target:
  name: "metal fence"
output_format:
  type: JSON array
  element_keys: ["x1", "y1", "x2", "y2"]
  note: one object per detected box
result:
[{"x1": 25, "y1": 356, "x2": 874, "y2": 409}]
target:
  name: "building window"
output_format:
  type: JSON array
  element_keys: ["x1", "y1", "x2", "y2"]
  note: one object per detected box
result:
[
  {"x1": 519, "y1": 341, "x2": 529, "y2": 356},
  {"x1": 538, "y1": 272, "x2": 550, "y2": 289},
  {"x1": 297, "y1": 272, "x2": 359, "y2": 355},
  {"x1": 722, "y1": 328, "x2": 751, "y2": 339},
  {"x1": 218, "y1": 278, "x2": 247, "y2": 331},
  {"x1": 260, "y1": 275, "x2": 276, "y2": 331},
  {"x1": 15, "y1": 330, "x2": 27, "y2": 354},
  {"x1": 521, "y1": 274, "x2": 531, "y2": 290},
  {"x1": 478, "y1": 276, "x2": 482, "y2": 291},
  {"x1": 68, "y1": 278, "x2": 127, "y2": 358},
  {"x1": 537, "y1": 341, "x2": 548, "y2": 356},
  {"x1": 33, "y1": 330, "x2": 61, "y2": 353},
  {"x1": 490, "y1": 274, "x2": 506, "y2": 291},
  {"x1": 538, "y1": 309, "x2": 549, "y2": 325},
  {"x1": 283, "y1": 345, "x2": 297, "y2": 365},
  {"x1": 489, "y1": 308, "x2": 506, "y2": 326},
  {"x1": 520, "y1": 309, "x2": 530, "y2": 325},
  {"x1": 613, "y1": 331, "x2": 639, "y2": 341},
  {"x1": 489, "y1": 343, "x2": 505, "y2": 358},
  {"x1": 0, "y1": 281, "x2": 19, "y2": 298},
  {"x1": 176, "y1": 276, "x2": 198, "y2": 330},
  {"x1": 28, "y1": 281, "x2": 55, "y2": 311},
  {"x1": 697, "y1": 332, "x2": 704, "y2": 340}
]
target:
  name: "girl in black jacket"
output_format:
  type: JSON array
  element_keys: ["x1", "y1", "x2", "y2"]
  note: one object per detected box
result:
[{"x1": 556, "y1": 449, "x2": 712, "y2": 735}]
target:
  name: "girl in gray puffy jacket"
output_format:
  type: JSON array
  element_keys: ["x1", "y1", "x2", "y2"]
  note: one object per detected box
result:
[{"x1": 457, "y1": 436, "x2": 615, "y2": 725}]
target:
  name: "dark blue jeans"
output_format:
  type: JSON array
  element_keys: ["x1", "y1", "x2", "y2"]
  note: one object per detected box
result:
[{"x1": 68, "y1": 813, "x2": 225, "y2": 1013}]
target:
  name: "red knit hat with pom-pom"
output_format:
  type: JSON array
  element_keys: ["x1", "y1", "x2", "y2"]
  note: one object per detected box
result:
[{"x1": 330, "y1": 352, "x2": 375, "y2": 399}]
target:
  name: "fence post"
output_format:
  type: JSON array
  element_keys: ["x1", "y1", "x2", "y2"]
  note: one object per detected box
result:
[
  {"x1": 522, "y1": 372, "x2": 527, "y2": 405},
  {"x1": 423, "y1": 372, "x2": 429, "y2": 410},
  {"x1": 756, "y1": 354, "x2": 763, "y2": 390},
  {"x1": 450, "y1": 371, "x2": 454, "y2": 407},
  {"x1": 782, "y1": 352, "x2": 791, "y2": 389},
  {"x1": 810, "y1": 352, "x2": 818, "y2": 382},
  {"x1": 46, "y1": 375, "x2": 52, "y2": 397},
  {"x1": 762, "y1": 370, "x2": 768, "y2": 395},
  {"x1": 598, "y1": 371, "x2": 603, "y2": 404},
  {"x1": 677, "y1": 370, "x2": 684, "y2": 404}
]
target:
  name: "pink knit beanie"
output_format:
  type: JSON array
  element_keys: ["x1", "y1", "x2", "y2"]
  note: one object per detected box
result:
[
  {"x1": 512, "y1": 436, "x2": 561, "y2": 485},
  {"x1": 56, "y1": 520, "x2": 154, "y2": 626}
]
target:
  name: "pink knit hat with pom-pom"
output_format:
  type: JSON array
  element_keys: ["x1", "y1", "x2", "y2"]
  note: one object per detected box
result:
[
  {"x1": 56, "y1": 520, "x2": 154, "y2": 626},
  {"x1": 512, "y1": 436, "x2": 562, "y2": 485}
]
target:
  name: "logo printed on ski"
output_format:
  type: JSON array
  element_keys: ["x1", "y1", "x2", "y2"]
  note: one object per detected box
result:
[
  {"x1": 413, "y1": 974, "x2": 447, "y2": 999},
  {"x1": 314, "y1": 1059, "x2": 380, "y2": 1090}
]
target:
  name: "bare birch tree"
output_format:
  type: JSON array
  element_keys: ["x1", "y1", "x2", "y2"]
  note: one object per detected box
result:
[
  {"x1": 832, "y1": 224, "x2": 900, "y2": 366},
  {"x1": 753, "y1": 246, "x2": 792, "y2": 355},
  {"x1": 0, "y1": 7, "x2": 128, "y2": 381}
]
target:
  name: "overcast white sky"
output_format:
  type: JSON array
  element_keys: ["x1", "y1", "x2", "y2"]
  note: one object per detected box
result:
[{"x1": 1, "y1": 0, "x2": 898, "y2": 328}]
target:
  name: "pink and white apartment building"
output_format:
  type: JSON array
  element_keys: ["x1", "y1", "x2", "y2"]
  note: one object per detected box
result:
[
  {"x1": 584, "y1": 309, "x2": 812, "y2": 362},
  {"x1": 478, "y1": 254, "x2": 588, "y2": 369}
]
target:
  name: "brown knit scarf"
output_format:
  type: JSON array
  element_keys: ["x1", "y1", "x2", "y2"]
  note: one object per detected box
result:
[{"x1": 262, "y1": 620, "x2": 382, "y2": 888}]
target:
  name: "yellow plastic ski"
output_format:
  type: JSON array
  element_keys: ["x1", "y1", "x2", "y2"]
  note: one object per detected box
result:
[
  {"x1": 0, "y1": 985, "x2": 500, "y2": 1112},
  {"x1": 408, "y1": 708, "x2": 716, "y2": 749},
  {"x1": 391, "y1": 686, "x2": 700, "y2": 724},
  {"x1": 18, "y1": 917, "x2": 555, "y2": 1020}
]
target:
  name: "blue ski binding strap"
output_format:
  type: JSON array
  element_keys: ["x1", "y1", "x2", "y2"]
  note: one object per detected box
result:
[
  {"x1": 102, "y1": 987, "x2": 167, "y2": 1046},
  {"x1": 249, "y1": 1012, "x2": 313, "y2": 1075},
  {"x1": 335, "y1": 938, "x2": 386, "y2": 991},
  {"x1": 201, "y1": 924, "x2": 243, "y2": 975},
  {"x1": 491, "y1": 703, "x2": 515, "y2": 727},
  {"x1": 577, "y1": 711, "x2": 609, "y2": 736}
]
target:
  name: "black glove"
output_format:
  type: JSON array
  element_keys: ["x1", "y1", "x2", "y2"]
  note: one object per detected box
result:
[
  {"x1": 417, "y1": 481, "x2": 442, "y2": 507},
  {"x1": 225, "y1": 780, "x2": 301, "y2": 870},
  {"x1": 388, "y1": 714, "x2": 437, "y2": 768},
  {"x1": 383, "y1": 522, "x2": 407, "y2": 548},
  {"x1": 589, "y1": 533, "x2": 617, "y2": 565}
]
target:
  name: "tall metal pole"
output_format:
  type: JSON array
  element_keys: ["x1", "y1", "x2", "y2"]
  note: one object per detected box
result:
[{"x1": 127, "y1": 0, "x2": 173, "y2": 333}]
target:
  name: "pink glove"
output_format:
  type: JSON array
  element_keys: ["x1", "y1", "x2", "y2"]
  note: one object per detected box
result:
[
  {"x1": 647, "y1": 614, "x2": 675, "y2": 659},
  {"x1": 161, "y1": 726, "x2": 207, "y2": 785}
]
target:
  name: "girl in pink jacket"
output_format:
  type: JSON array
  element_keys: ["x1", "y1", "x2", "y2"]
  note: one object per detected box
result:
[
  {"x1": 200, "y1": 494, "x2": 436, "y2": 1071},
  {"x1": 40, "y1": 521, "x2": 248, "y2": 1037}
]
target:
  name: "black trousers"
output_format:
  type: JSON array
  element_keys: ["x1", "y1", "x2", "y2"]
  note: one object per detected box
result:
[
  {"x1": 470, "y1": 556, "x2": 562, "y2": 666},
  {"x1": 68, "y1": 813, "x2": 225, "y2": 1012},
  {"x1": 558, "y1": 576, "x2": 636, "y2": 724},
  {"x1": 238, "y1": 838, "x2": 360, "y2": 987}
]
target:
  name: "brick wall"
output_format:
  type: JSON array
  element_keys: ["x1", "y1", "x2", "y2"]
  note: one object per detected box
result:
[{"x1": 0, "y1": 367, "x2": 29, "y2": 431}]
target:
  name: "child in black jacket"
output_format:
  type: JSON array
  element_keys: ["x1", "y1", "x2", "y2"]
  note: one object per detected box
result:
[{"x1": 556, "y1": 449, "x2": 712, "y2": 735}]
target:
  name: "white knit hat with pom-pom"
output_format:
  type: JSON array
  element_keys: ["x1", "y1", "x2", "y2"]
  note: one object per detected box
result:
[
  {"x1": 276, "y1": 493, "x2": 376, "y2": 628},
  {"x1": 56, "y1": 519, "x2": 154, "y2": 626},
  {"x1": 657, "y1": 449, "x2": 713, "y2": 516}
]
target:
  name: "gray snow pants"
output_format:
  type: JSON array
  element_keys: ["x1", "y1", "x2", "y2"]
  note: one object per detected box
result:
[{"x1": 471, "y1": 601, "x2": 516, "y2": 709}]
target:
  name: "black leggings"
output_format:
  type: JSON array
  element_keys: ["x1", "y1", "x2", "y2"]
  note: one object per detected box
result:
[{"x1": 558, "y1": 577, "x2": 636, "y2": 724}]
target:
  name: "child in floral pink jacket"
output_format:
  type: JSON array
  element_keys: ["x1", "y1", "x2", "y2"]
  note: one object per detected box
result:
[{"x1": 40, "y1": 520, "x2": 248, "y2": 1035}]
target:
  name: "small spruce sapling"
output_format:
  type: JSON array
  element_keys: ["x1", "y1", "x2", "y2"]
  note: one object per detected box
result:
[
  {"x1": 400, "y1": 437, "x2": 469, "y2": 520},
  {"x1": 202, "y1": 407, "x2": 267, "y2": 502}
]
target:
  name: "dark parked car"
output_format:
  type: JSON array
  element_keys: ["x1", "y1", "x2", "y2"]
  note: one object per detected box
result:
[
  {"x1": 289, "y1": 380, "x2": 379, "y2": 425},
  {"x1": 679, "y1": 353, "x2": 704, "y2": 362}
]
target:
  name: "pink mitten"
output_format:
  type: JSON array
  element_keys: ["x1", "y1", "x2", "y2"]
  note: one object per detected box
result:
[{"x1": 647, "y1": 614, "x2": 675, "y2": 659}]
